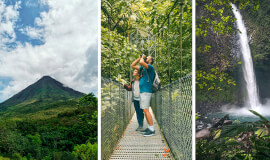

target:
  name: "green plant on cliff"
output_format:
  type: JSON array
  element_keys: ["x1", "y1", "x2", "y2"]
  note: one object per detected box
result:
[
  {"x1": 196, "y1": 66, "x2": 238, "y2": 103},
  {"x1": 241, "y1": 0, "x2": 270, "y2": 64}
]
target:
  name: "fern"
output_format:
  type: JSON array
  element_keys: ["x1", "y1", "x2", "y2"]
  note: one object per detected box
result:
[{"x1": 220, "y1": 122, "x2": 255, "y2": 137}]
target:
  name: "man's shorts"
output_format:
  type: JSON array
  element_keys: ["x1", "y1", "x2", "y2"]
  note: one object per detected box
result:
[{"x1": 140, "y1": 92, "x2": 152, "y2": 109}]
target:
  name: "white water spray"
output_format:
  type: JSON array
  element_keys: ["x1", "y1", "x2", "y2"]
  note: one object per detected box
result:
[{"x1": 231, "y1": 3, "x2": 261, "y2": 109}]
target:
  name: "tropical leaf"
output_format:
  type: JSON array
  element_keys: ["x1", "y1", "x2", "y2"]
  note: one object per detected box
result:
[{"x1": 249, "y1": 110, "x2": 269, "y2": 123}]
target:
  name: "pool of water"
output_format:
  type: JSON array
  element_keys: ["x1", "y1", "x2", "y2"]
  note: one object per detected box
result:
[{"x1": 207, "y1": 112, "x2": 270, "y2": 122}]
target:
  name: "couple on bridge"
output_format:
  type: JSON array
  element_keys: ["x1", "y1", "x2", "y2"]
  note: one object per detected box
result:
[{"x1": 124, "y1": 53, "x2": 155, "y2": 137}]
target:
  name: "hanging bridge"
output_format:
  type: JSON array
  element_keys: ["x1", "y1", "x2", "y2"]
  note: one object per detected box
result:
[
  {"x1": 101, "y1": 75, "x2": 192, "y2": 160},
  {"x1": 102, "y1": 4, "x2": 191, "y2": 157}
]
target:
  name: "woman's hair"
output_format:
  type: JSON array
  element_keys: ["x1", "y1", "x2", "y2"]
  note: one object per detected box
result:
[
  {"x1": 150, "y1": 57, "x2": 154, "y2": 65},
  {"x1": 134, "y1": 69, "x2": 140, "y2": 77}
]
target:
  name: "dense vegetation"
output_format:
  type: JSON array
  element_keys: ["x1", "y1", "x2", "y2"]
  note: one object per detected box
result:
[
  {"x1": 197, "y1": 110, "x2": 270, "y2": 159},
  {"x1": 101, "y1": 0, "x2": 192, "y2": 85},
  {"x1": 0, "y1": 93, "x2": 97, "y2": 160}
]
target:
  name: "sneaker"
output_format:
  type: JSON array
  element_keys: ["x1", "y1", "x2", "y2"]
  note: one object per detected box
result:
[
  {"x1": 141, "y1": 128, "x2": 150, "y2": 134},
  {"x1": 136, "y1": 127, "x2": 144, "y2": 131},
  {"x1": 143, "y1": 129, "x2": 155, "y2": 137}
]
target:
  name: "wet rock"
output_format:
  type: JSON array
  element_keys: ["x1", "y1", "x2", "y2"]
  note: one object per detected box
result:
[
  {"x1": 196, "y1": 128, "x2": 211, "y2": 139},
  {"x1": 196, "y1": 114, "x2": 233, "y2": 140},
  {"x1": 206, "y1": 123, "x2": 212, "y2": 128},
  {"x1": 212, "y1": 118, "x2": 220, "y2": 125},
  {"x1": 212, "y1": 114, "x2": 230, "y2": 128},
  {"x1": 224, "y1": 120, "x2": 232, "y2": 125},
  {"x1": 196, "y1": 119, "x2": 212, "y2": 132},
  {"x1": 196, "y1": 120, "x2": 205, "y2": 131}
]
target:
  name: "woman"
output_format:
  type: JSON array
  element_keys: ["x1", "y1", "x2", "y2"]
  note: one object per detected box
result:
[{"x1": 123, "y1": 69, "x2": 144, "y2": 131}]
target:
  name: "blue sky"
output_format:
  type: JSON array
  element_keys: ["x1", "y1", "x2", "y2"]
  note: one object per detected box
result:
[
  {"x1": 5, "y1": 0, "x2": 48, "y2": 48},
  {"x1": 0, "y1": 77, "x2": 12, "y2": 90},
  {"x1": 0, "y1": 0, "x2": 98, "y2": 102}
]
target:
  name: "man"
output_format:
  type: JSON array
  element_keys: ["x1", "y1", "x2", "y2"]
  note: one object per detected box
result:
[{"x1": 131, "y1": 53, "x2": 155, "y2": 136}]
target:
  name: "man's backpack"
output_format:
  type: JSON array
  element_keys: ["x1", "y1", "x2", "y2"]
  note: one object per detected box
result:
[{"x1": 145, "y1": 68, "x2": 161, "y2": 93}]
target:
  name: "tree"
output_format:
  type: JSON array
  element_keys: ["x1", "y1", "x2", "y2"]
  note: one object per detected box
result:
[
  {"x1": 72, "y1": 143, "x2": 97, "y2": 160},
  {"x1": 102, "y1": 0, "x2": 192, "y2": 86}
]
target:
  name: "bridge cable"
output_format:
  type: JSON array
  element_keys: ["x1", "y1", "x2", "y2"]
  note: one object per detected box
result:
[
  {"x1": 108, "y1": 8, "x2": 112, "y2": 106},
  {"x1": 180, "y1": 1, "x2": 184, "y2": 78},
  {"x1": 168, "y1": 17, "x2": 171, "y2": 83}
]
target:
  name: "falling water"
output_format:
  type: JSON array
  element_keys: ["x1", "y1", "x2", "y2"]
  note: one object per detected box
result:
[{"x1": 231, "y1": 3, "x2": 260, "y2": 109}]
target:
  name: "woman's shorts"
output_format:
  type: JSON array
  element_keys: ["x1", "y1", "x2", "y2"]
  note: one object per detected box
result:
[{"x1": 140, "y1": 92, "x2": 152, "y2": 109}]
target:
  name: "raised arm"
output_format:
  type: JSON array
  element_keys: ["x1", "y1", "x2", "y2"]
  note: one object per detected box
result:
[
  {"x1": 139, "y1": 54, "x2": 148, "y2": 69},
  {"x1": 131, "y1": 57, "x2": 141, "y2": 70}
]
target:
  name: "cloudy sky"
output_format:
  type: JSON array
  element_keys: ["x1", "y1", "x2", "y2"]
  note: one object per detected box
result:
[{"x1": 0, "y1": 0, "x2": 98, "y2": 102}]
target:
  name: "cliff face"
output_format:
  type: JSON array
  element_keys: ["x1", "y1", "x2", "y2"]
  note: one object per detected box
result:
[
  {"x1": 241, "y1": 1, "x2": 270, "y2": 102},
  {"x1": 196, "y1": 1, "x2": 236, "y2": 72}
]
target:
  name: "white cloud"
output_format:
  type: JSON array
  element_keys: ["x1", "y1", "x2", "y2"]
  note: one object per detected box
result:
[
  {"x1": 20, "y1": 26, "x2": 44, "y2": 40},
  {"x1": 0, "y1": 1, "x2": 21, "y2": 49},
  {"x1": 0, "y1": 0, "x2": 98, "y2": 101},
  {"x1": 25, "y1": 0, "x2": 38, "y2": 7}
]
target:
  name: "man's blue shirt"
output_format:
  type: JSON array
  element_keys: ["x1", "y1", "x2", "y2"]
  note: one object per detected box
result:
[{"x1": 139, "y1": 65, "x2": 155, "y2": 93}]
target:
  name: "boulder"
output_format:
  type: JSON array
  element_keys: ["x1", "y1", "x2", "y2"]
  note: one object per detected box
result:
[
  {"x1": 224, "y1": 120, "x2": 232, "y2": 125},
  {"x1": 212, "y1": 114, "x2": 230, "y2": 128},
  {"x1": 196, "y1": 128, "x2": 211, "y2": 139}
]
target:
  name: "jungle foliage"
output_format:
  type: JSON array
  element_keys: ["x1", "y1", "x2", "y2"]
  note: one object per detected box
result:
[
  {"x1": 101, "y1": 0, "x2": 192, "y2": 86},
  {"x1": 0, "y1": 93, "x2": 98, "y2": 160},
  {"x1": 196, "y1": 110, "x2": 270, "y2": 159}
]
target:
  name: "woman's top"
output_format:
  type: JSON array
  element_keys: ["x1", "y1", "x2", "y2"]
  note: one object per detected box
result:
[
  {"x1": 133, "y1": 80, "x2": 140, "y2": 101},
  {"x1": 124, "y1": 79, "x2": 140, "y2": 101}
]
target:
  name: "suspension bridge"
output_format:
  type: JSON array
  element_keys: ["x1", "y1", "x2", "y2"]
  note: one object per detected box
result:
[
  {"x1": 102, "y1": 1, "x2": 191, "y2": 158},
  {"x1": 101, "y1": 75, "x2": 192, "y2": 160}
]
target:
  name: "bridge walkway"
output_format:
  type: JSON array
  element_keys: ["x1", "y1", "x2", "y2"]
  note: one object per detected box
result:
[{"x1": 109, "y1": 109, "x2": 173, "y2": 160}]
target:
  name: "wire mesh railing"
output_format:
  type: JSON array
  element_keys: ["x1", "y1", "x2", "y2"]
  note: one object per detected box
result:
[
  {"x1": 151, "y1": 74, "x2": 192, "y2": 160},
  {"x1": 101, "y1": 74, "x2": 192, "y2": 160},
  {"x1": 101, "y1": 78, "x2": 135, "y2": 160}
]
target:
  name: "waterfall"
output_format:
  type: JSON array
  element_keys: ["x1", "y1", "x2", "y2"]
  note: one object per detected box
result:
[{"x1": 231, "y1": 3, "x2": 261, "y2": 109}]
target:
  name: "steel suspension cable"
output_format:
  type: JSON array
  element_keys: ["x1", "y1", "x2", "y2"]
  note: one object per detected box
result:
[
  {"x1": 108, "y1": 8, "x2": 112, "y2": 105},
  {"x1": 168, "y1": 18, "x2": 171, "y2": 83},
  {"x1": 180, "y1": 1, "x2": 184, "y2": 78}
]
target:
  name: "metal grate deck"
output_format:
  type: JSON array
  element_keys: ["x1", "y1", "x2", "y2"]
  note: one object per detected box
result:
[{"x1": 109, "y1": 109, "x2": 173, "y2": 160}]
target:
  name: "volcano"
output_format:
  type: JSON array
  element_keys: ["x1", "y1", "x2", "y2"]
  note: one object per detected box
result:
[{"x1": 0, "y1": 76, "x2": 85, "y2": 118}]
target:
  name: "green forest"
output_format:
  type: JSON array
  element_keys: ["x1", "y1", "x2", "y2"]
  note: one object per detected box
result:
[
  {"x1": 101, "y1": 0, "x2": 192, "y2": 85},
  {"x1": 196, "y1": 0, "x2": 270, "y2": 159},
  {"x1": 0, "y1": 93, "x2": 97, "y2": 160}
]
